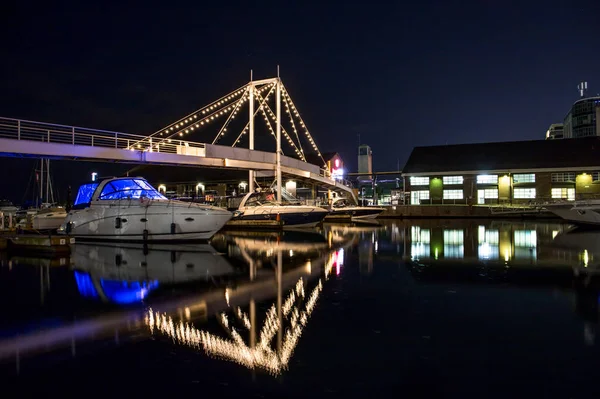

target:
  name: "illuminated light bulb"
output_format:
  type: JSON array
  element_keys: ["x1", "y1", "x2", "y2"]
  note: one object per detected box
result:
[
  {"x1": 194, "y1": 115, "x2": 197, "y2": 119},
  {"x1": 202, "y1": 110, "x2": 206, "y2": 114},
  {"x1": 179, "y1": 133, "x2": 183, "y2": 136},
  {"x1": 195, "y1": 124, "x2": 199, "y2": 128}
]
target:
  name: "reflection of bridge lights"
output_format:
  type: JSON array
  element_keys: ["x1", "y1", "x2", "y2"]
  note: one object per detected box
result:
[
  {"x1": 583, "y1": 249, "x2": 589, "y2": 267},
  {"x1": 144, "y1": 278, "x2": 323, "y2": 376}
]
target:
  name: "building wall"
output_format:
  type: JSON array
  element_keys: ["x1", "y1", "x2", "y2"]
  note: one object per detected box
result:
[{"x1": 404, "y1": 170, "x2": 600, "y2": 205}]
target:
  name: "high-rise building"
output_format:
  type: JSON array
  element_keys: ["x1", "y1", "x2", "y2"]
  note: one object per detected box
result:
[
  {"x1": 357, "y1": 144, "x2": 372, "y2": 181},
  {"x1": 563, "y1": 97, "x2": 600, "y2": 138},
  {"x1": 563, "y1": 82, "x2": 600, "y2": 138},
  {"x1": 545, "y1": 123, "x2": 564, "y2": 140}
]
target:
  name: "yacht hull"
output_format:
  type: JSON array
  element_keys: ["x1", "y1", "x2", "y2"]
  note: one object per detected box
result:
[
  {"x1": 327, "y1": 207, "x2": 385, "y2": 220},
  {"x1": 58, "y1": 200, "x2": 232, "y2": 241},
  {"x1": 32, "y1": 212, "x2": 68, "y2": 230},
  {"x1": 234, "y1": 206, "x2": 328, "y2": 228},
  {"x1": 545, "y1": 204, "x2": 600, "y2": 226}
]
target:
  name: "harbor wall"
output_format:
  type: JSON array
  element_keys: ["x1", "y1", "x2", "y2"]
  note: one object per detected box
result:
[{"x1": 378, "y1": 205, "x2": 559, "y2": 219}]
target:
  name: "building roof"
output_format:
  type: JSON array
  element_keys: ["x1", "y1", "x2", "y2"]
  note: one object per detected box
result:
[{"x1": 402, "y1": 137, "x2": 600, "y2": 175}]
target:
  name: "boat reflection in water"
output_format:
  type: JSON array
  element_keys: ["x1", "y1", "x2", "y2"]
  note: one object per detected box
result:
[
  {"x1": 71, "y1": 243, "x2": 236, "y2": 304},
  {"x1": 0, "y1": 229, "x2": 354, "y2": 377},
  {"x1": 144, "y1": 229, "x2": 353, "y2": 376}
]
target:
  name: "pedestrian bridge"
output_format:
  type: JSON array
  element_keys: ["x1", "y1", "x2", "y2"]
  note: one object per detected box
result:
[
  {"x1": 0, "y1": 75, "x2": 355, "y2": 199},
  {"x1": 0, "y1": 116, "x2": 353, "y2": 196}
]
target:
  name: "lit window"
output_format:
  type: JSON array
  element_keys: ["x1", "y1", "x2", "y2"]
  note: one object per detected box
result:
[
  {"x1": 513, "y1": 188, "x2": 536, "y2": 199},
  {"x1": 513, "y1": 174, "x2": 535, "y2": 183},
  {"x1": 477, "y1": 175, "x2": 498, "y2": 184},
  {"x1": 551, "y1": 187, "x2": 575, "y2": 200},
  {"x1": 443, "y1": 189, "x2": 463, "y2": 199},
  {"x1": 410, "y1": 176, "x2": 429, "y2": 186},
  {"x1": 551, "y1": 173, "x2": 575, "y2": 182},
  {"x1": 410, "y1": 190, "x2": 429, "y2": 204},
  {"x1": 479, "y1": 189, "x2": 498, "y2": 199},
  {"x1": 593, "y1": 172, "x2": 600, "y2": 182},
  {"x1": 442, "y1": 176, "x2": 463, "y2": 185}
]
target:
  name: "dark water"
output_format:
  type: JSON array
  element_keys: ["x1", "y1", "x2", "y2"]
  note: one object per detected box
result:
[{"x1": 1, "y1": 219, "x2": 600, "y2": 397}]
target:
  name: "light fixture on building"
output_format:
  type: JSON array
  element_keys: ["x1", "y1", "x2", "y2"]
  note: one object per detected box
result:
[{"x1": 91, "y1": 172, "x2": 98, "y2": 182}]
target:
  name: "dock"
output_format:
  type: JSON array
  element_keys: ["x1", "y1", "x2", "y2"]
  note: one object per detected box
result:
[
  {"x1": 224, "y1": 219, "x2": 284, "y2": 231},
  {"x1": 0, "y1": 233, "x2": 74, "y2": 256}
]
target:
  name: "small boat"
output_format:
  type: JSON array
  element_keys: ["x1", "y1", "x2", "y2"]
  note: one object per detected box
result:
[
  {"x1": 58, "y1": 177, "x2": 232, "y2": 241},
  {"x1": 17, "y1": 204, "x2": 68, "y2": 231},
  {"x1": 230, "y1": 190, "x2": 329, "y2": 228},
  {"x1": 326, "y1": 196, "x2": 385, "y2": 220}
]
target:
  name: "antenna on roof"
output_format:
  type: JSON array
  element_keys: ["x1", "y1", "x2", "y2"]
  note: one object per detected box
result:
[{"x1": 578, "y1": 81, "x2": 588, "y2": 98}]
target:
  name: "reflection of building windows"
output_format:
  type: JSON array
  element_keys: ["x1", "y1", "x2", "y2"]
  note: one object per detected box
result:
[
  {"x1": 443, "y1": 176, "x2": 463, "y2": 185},
  {"x1": 513, "y1": 174, "x2": 535, "y2": 183},
  {"x1": 514, "y1": 188, "x2": 536, "y2": 199},
  {"x1": 514, "y1": 230, "x2": 536, "y2": 247},
  {"x1": 443, "y1": 190, "x2": 463, "y2": 199},
  {"x1": 411, "y1": 243, "x2": 430, "y2": 259},
  {"x1": 477, "y1": 175, "x2": 498, "y2": 184},
  {"x1": 551, "y1": 187, "x2": 575, "y2": 200},
  {"x1": 444, "y1": 245, "x2": 464, "y2": 258},
  {"x1": 410, "y1": 191, "x2": 429, "y2": 204},
  {"x1": 551, "y1": 173, "x2": 575, "y2": 182},
  {"x1": 478, "y1": 225, "x2": 499, "y2": 260},
  {"x1": 444, "y1": 230, "x2": 464, "y2": 244},
  {"x1": 410, "y1": 177, "x2": 430, "y2": 186},
  {"x1": 411, "y1": 226, "x2": 430, "y2": 243},
  {"x1": 593, "y1": 172, "x2": 600, "y2": 182},
  {"x1": 514, "y1": 230, "x2": 537, "y2": 260},
  {"x1": 444, "y1": 229, "x2": 464, "y2": 258}
]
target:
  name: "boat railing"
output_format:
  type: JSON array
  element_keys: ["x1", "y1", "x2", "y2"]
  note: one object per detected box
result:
[{"x1": 0, "y1": 116, "x2": 206, "y2": 155}]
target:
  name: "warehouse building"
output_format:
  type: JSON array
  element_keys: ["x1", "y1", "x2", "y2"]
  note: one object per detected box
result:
[{"x1": 402, "y1": 137, "x2": 600, "y2": 205}]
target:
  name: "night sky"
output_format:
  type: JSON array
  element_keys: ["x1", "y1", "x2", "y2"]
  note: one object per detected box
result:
[{"x1": 1, "y1": 1, "x2": 599, "y2": 203}]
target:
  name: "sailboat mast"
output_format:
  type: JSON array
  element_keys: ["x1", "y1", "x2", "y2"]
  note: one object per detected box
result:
[
  {"x1": 45, "y1": 159, "x2": 50, "y2": 204},
  {"x1": 40, "y1": 158, "x2": 44, "y2": 205},
  {"x1": 276, "y1": 74, "x2": 282, "y2": 203}
]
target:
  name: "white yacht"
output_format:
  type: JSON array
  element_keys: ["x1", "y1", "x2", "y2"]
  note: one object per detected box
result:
[
  {"x1": 230, "y1": 190, "x2": 329, "y2": 228},
  {"x1": 17, "y1": 204, "x2": 68, "y2": 231},
  {"x1": 58, "y1": 177, "x2": 232, "y2": 241},
  {"x1": 545, "y1": 200, "x2": 600, "y2": 226},
  {"x1": 326, "y1": 196, "x2": 385, "y2": 220}
]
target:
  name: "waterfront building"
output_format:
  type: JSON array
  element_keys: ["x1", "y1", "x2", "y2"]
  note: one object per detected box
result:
[
  {"x1": 402, "y1": 137, "x2": 600, "y2": 205},
  {"x1": 357, "y1": 144, "x2": 373, "y2": 182}
]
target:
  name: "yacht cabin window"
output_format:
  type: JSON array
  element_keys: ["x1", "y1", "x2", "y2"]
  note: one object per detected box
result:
[{"x1": 97, "y1": 179, "x2": 167, "y2": 200}]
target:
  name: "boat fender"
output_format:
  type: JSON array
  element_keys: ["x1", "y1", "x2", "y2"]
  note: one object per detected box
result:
[
  {"x1": 143, "y1": 243, "x2": 149, "y2": 255},
  {"x1": 170, "y1": 223, "x2": 176, "y2": 234},
  {"x1": 115, "y1": 254, "x2": 122, "y2": 267},
  {"x1": 65, "y1": 222, "x2": 72, "y2": 234},
  {"x1": 143, "y1": 229, "x2": 149, "y2": 241},
  {"x1": 115, "y1": 217, "x2": 122, "y2": 229},
  {"x1": 170, "y1": 251, "x2": 176, "y2": 263}
]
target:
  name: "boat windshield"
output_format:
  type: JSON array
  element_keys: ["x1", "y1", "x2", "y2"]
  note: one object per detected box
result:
[
  {"x1": 332, "y1": 199, "x2": 349, "y2": 208},
  {"x1": 98, "y1": 179, "x2": 167, "y2": 200},
  {"x1": 74, "y1": 183, "x2": 99, "y2": 206},
  {"x1": 244, "y1": 190, "x2": 302, "y2": 207}
]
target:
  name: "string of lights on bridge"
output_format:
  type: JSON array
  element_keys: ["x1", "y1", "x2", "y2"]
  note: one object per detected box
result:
[{"x1": 128, "y1": 78, "x2": 326, "y2": 168}]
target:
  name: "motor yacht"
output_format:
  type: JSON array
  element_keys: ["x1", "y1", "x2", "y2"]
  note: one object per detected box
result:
[
  {"x1": 230, "y1": 190, "x2": 329, "y2": 228},
  {"x1": 545, "y1": 200, "x2": 600, "y2": 226},
  {"x1": 58, "y1": 177, "x2": 232, "y2": 241}
]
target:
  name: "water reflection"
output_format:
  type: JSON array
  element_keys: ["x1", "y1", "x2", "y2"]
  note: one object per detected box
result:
[
  {"x1": 0, "y1": 227, "x2": 357, "y2": 376},
  {"x1": 72, "y1": 243, "x2": 235, "y2": 304},
  {"x1": 7, "y1": 220, "x2": 600, "y2": 384}
]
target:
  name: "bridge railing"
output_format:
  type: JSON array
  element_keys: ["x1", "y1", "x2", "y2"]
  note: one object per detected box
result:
[{"x1": 0, "y1": 117, "x2": 206, "y2": 155}]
